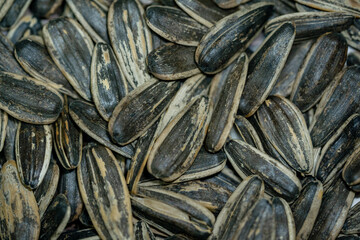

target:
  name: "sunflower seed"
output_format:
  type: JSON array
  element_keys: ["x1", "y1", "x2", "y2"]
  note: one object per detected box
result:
[
  {"x1": 291, "y1": 179, "x2": 323, "y2": 240},
  {"x1": 0, "y1": 0, "x2": 32, "y2": 30},
  {"x1": 308, "y1": 176, "x2": 355, "y2": 240},
  {"x1": 0, "y1": 0, "x2": 14, "y2": 22},
  {"x1": 7, "y1": 14, "x2": 41, "y2": 43},
  {"x1": 91, "y1": 42, "x2": 128, "y2": 121},
  {"x1": 316, "y1": 114, "x2": 360, "y2": 184},
  {"x1": 210, "y1": 175, "x2": 264, "y2": 240},
  {"x1": 238, "y1": 22, "x2": 295, "y2": 117},
  {"x1": 34, "y1": 160, "x2": 60, "y2": 218},
  {"x1": 40, "y1": 194, "x2": 71, "y2": 240},
  {"x1": 174, "y1": 0, "x2": 227, "y2": 27},
  {"x1": 145, "y1": 5, "x2": 208, "y2": 47},
  {"x1": 133, "y1": 187, "x2": 215, "y2": 239},
  {"x1": 265, "y1": 12, "x2": 354, "y2": 42},
  {"x1": 147, "y1": 96, "x2": 209, "y2": 182},
  {"x1": 78, "y1": 145, "x2": 134, "y2": 240},
  {"x1": 342, "y1": 201, "x2": 360, "y2": 234},
  {"x1": 109, "y1": 80, "x2": 180, "y2": 145},
  {"x1": 205, "y1": 53, "x2": 248, "y2": 152},
  {"x1": 310, "y1": 66, "x2": 360, "y2": 147},
  {"x1": 108, "y1": 0, "x2": 153, "y2": 89},
  {"x1": 30, "y1": 0, "x2": 64, "y2": 18},
  {"x1": 295, "y1": 0, "x2": 360, "y2": 18},
  {"x1": 195, "y1": 2, "x2": 273, "y2": 74},
  {"x1": 233, "y1": 115, "x2": 264, "y2": 151},
  {"x1": 15, "y1": 122, "x2": 52, "y2": 189},
  {"x1": 225, "y1": 140, "x2": 302, "y2": 202},
  {"x1": 14, "y1": 36, "x2": 79, "y2": 98},
  {"x1": 94, "y1": 0, "x2": 112, "y2": 10},
  {"x1": 0, "y1": 160, "x2": 40, "y2": 240},
  {"x1": 337, "y1": 235, "x2": 360, "y2": 240},
  {"x1": 0, "y1": 71, "x2": 64, "y2": 124},
  {"x1": 43, "y1": 17, "x2": 94, "y2": 101},
  {"x1": 273, "y1": 197, "x2": 296, "y2": 240},
  {"x1": 290, "y1": 33, "x2": 348, "y2": 112},
  {"x1": 147, "y1": 43, "x2": 200, "y2": 80},
  {"x1": 135, "y1": 220, "x2": 156, "y2": 240},
  {"x1": 67, "y1": 0, "x2": 110, "y2": 43},
  {"x1": 58, "y1": 229, "x2": 100, "y2": 240},
  {"x1": 342, "y1": 147, "x2": 360, "y2": 188},
  {"x1": 69, "y1": 100, "x2": 134, "y2": 158},
  {"x1": 0, "y1": 110, "x2": 7, "y2": 152}
]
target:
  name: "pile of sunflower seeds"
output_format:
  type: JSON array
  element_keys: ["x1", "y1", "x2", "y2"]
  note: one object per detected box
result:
[{"x1": 0, "y1": 0, "x2": 360, "y2": 239}]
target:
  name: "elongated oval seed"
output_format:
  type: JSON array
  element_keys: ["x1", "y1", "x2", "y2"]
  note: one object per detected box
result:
[
  {"x1": 145, "y1": 5, "x2": 208, "y2": 47},
  {"x1": 14, "y1": 36, "x2": 79, "y2": 98},
  {"x1": 109, "y1": 80, "x2": 181, "y2": 145},
  {"x1": 238, "y1": 22, "x2": 295, "y2": 117},
  {"x1": 147, "y1": 96, "x2": 209, "y2": 182},
  {"x1": 7, "y1": 13, "x2": 41, "y2": 45},
  {"x1": 256, "y1": 96, "x2": 313, "y2": 174},
  {"x1": 67, "y1": 0, "x2": 110, "y2": 43},
  {"x1": 225, "y1": 140, "x2": 302, "y2": 202},
  {"x1": 0, "y1": 0, "x2": 32, "y2": 30},
  {"x1": 265, "y1": 12, "x2": 354, "y2": 42},
  {"x1": 205, "y1": 53, "x2": 248, "y2": 152},
  {"x1": 310, "y1": 66, "x2": 360, "y2": 147},
  {"x1": 291, "y1": 179, "x2": 323, "y2": 240},
  {"x1": 290, "y1": 33, "x2": 348, "y2": 112},
  {"x1": 91, "y1": 42, "x2": 128, "y2": 121},
  {"x1": 108, "y1": 0, "x2": 153, "y2": 89},
  {"x1": 195, "y1": 2, "x2": 273, "y2": 74},
  {"x1": 78, "y1": 145, "x2": 134, "y2": 240},
  {"x1": 295, "y1": 0, "x2": 360, "y2": 18},
  {"x1": 69, "y1": 100, "x2": 134, "y2": 158},
  {"x1": 15, "y1": 122, "x2": 52, "y2": 189},
  {"x1": 43, "y1": 17, "x2": 94, "y2": 101},
  {"x1": 342, "y1": 148, "x2": 360, "y2": 187},
  {"x1": 147, "y1": 43, "x2": 200, "y2": 80},
  {"x1": 0, "y1": 160, "x2": 40, "y2": 240},
  {"x1": 233, "y1": 115, "x2": 264, "y2": 151},
  {"x1": 210, "y1": 175, "x2": 264, "y2": 240},
  {"x1": 0, "y1": 71, "x2": 64, "y2": 124},
  {"x1": 273, "y1": 197, "x2": 296, "y2": 240}
]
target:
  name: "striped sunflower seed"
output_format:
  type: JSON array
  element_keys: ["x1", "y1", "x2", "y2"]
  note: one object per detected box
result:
[
  {"x1": 342, "y1": 147, "x2": 360, "y2": 188},
  {"x1": 43, "y1": 17, "x2": 94, "y2": 101},
  {"x1": 0, "y1": 160, "x2": 40, "y2": 240},
  {"x1": 58, "y1": 229, "x2": 100, "y2": 240},
  {"x1": 295, "y1": 0, "x2": 360, "y2": 18},
  {"x1": 15, "y1": 122, "x2": 52, "y2": 189},
  {"x1": 290, "y1": 33, "x2": 348, "y2": 112},
  {"x1": 0, "y1": 110, "x2": 7, "y2": 152},
  {"x1": 342, "y1": 201, "x2": 360, "y2": 234},
  {"x1": 78, "y1": 145, "x2": 134, "y2": 240},
  {"x1": 145, "y1": 5, "x2": 208, "y2": 47},
  {"x1": 0, "y1": 0, "x2": 14, "y2": 22},
  {"x1": 0, "y1": 71, "x2": 64, "y2": 124},
  {"x1": 205, "y1": 53, "x2": 248, "y2": 152},
  {"x1": 7, "y1": 13, "x2": 42, "y2": 44},
  {"x1": 108, "y1": 0, "x2": 153, "y2": 89},
  {"x1": 233, "y1": 115, "x2": 264, "y2": 151},
  {"x1": 135, "y1": 220, "x2": 156, "y2": 240},
  {"x1": 0, "y1": 0, "x2": 32, "y2": 30},
  {"x1": 0, "y1": 32, "x2": 27, "y2": 75},
  {"x1": 91, "y1": 42, "x2": 128, "y2": 121},
  {"x1": 30, "y1": 0, "x2": 64, "y2": 18},
  {"x1": 147, "y1": 43, "x2": 200, "y2": 80},
  {"x1": 238, "y1": 22, "x2": 295, "y2": 117},
  {"x1": 273, "y1": 197, "x2": 296, "y2": 240},
  {"x1": 195, "y1": 2, "x2": 273, "y2": 74}
]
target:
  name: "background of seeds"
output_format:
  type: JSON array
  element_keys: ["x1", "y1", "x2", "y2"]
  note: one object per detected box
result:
[{"x1": 0, "y1": 0, "x2": 360, "y2": 239}]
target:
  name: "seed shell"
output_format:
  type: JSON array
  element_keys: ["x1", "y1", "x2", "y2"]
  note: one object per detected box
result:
[
  {"x1": 145, "y1": 5, "x2": 208, "y2": 47},
  {"x1": 308, "y1": 176, "x2": 355, "y2": 240},
  {"x1": 310, "y1": 66, "x2": 360, "y2": 147},
  {"x1": 195, "y1": 2, "x2": 273, "y2": 74},
  {"x1": 34, "y1": 160, "x2": 60, "y2": 218},
  {"x1": 342, "y1": 147, "x2": 360, "y2": 187},
  {"x1": 316, "y1": 114, "x2": 360, "y2": 184},
  {"x1": 30, "y1": 0, "x2": 64, "y2": 18},
  {"x1": 0, "y1": 71, "x2": 64, "y2": 124},
  {"x1": 0, "y1": 0, "x2": 32, "y2": 30},
  {"x1": 233, "y1": 115, "x2": 264, "y2": 151},
  {"x1": 0, "y1": 160, "x2": 40, "y2": 240},
  {"x1": 205, "y1": 53, "x2": 248, "y2": 152},
  {"x1": 15, "y1": 122, "x2": 52, "y2": 189},
  {"x1": 135, "y1": 220, "x2": 156, "y2": 240},
  {"x1": 108, "y1": 0, "x2": 153, "y2": 89},
  {"x1": 78, "y1": 145, "x2": 134, "y2": 240},
  {"x1": 69, "y1": 100, "x2": 134, "y2": 158},
  {"x1": 0, "y1": 0, "x2": 14, "y2": 22},
  {"x1": 0, "y1": 110, "x2": 7, "y2": 152},
  {"x1": 273, "y1": 197, "x2": 296, "y2": 240},
  {"x1": 109, "y1": 80, "x2": 180, "y2": 145},
  {"x1": 67, "y1": 0, "x2": 110, "y2": 43},
  {"x1": 14, "y1": 35, "x2": 79, "y2": 98},
  {"x1": 91, "y1": 42, "x2": 128, "y2": 121},
  {"x1": 225, "y1": 140, "x2": 302, "y2": 202},
  {"x1": 238, "y1": 22, "x2": 295, "y2": 117},
  {"x1": 210, "y1": 175, "x2": 264, "y2": 240},
  {"x1": 43, "y1": 17, "x2": 94, "y2": 101},
  {"x1": 174, "y1": 0, "x2": 227, "y2": 27},
  {"x1": 39, "y1": 194, "x2": 71, "y2": 240},
  {"x1": 295, "y1": 0, "x2": 360, "y2": 18},
  {"x1": 7, "y1": 14, "x2": 42, "y2": 44},
  {"x1": 147, "y1": 96, "x2": 209, "y2": 182},
  {"x1": 342, "y1": 201, "x2": 360, "y2": 234},
  {"x1": 147, "y1": 43, "x2": 200, "y2": 80},
  {"x1": 290, "y1": 33, "x2": 348, "y2": 112},
  {"x1": 265, "y1": 12, "x2": 354, "y2": 42}
]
